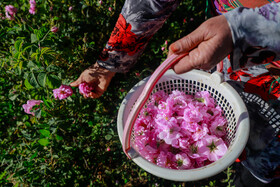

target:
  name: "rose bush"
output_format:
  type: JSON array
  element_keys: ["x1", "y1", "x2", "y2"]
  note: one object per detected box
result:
[{"x1": 0, "y1": 0, "x2": 236, "y2": 186}]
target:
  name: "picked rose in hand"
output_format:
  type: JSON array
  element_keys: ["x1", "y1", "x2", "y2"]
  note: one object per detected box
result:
[{"x1": 78, "y1": 82, "x2": 95, "y2": 97}]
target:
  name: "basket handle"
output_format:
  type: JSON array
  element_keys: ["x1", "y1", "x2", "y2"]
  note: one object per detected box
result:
[{"x1": 122, "y1": 53, "x2": 187, "y2": 159}]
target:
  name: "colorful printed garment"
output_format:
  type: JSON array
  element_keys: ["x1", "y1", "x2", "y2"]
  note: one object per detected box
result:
[{"x1": 96, "y1": 0, "x2": 280, "y2": 183}]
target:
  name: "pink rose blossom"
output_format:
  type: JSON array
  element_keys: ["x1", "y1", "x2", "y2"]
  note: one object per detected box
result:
[
  {"x1": 133, "y1": 90, "x2": 228, "y2": 169},
  {"x1": 183, "y1": 103, "x2": 204, "y2": 123},
  {"x1": 22, "y1": 100, "x2": 43, "y2": 116},
  {"x1": 99, "y1": 1, "x2": 103, "y2": 5},
  {"x1": 195, "y1": 91, "x2": 215, "y2": 108},
  {"x1": 78, "y1": 82, "x2": 94, "y2": 97},
  {"x1": 53, "y1": 85, "x2": 73, "y2": 100},
  {"x1": 29, "y1": 0, "x2": 36, "y2": 15},
  {"x1": 164, "y1": 40, "x2": 168, "y2": 45},
  {"x1": 106, "y1": 147, "x2": 111, "y2": 151},
  {"x1": 69, "y1": 6, "x2": 73, "y2": 11},
  {"x1": 210, "y1": 116, "x2": 227, "y2": 137},
  {"x1": 5, "y1": 5, "x2": 17, "y2": 20},
  {"x1": 157, "y1": 117, "x2": 181, "y2": 147},
  {"x1": 191, "y1": 123, "x2": 209, "y2": 142},
  {"x1": 161, "y1": 47, "x2": 165, "y2": 51},
  {"x1": 199, "y1": 135, "x2": 228, "y2": 162},
  {"x1": 175, "y1": 153, "x2": 191, "y2": 169},
  {"x1": 51, "y1": 26, "x2": 59, "y2": 33},
  {"x1": 108, "y1": 7, "x2": 112, "y2": 12},
  {"x1": 187, "y1": 140, "x2": 207, "y2": 161},
  {"x1": 178, "y1": 137, "x2": 190, "y2": 149}
]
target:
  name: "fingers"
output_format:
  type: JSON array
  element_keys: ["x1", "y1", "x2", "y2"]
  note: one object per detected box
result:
[
  {"x1": 83, "y1": 87, "x2": 104, "y2": 99},
  {"x1": 172, "y1": 53, "x2": 198, "y2": 74},
  {"x1": 70, "y1": 78, "x2": 82, "y2": 87},
  {"x1": 169, "y1": 28, "x2": 204, "y2": 55}
]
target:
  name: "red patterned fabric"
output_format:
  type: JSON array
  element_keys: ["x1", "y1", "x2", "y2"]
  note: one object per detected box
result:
[
  {"x1": 227, "y1": 67, "x2": 252, "y2": 81},
  {"x1": 244, "y1": 73, "x2": 280, "y2": 101},
  {"x1": 106, "y1": 14, "x2": 149, "y2": 56}
]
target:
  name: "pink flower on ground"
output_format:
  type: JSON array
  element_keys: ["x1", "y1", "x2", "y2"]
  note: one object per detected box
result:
[
  {"x1": 53, "y1": 85, "x2": 73, "y2": 100},
  {"x1": 5, "y1": 5, "x2": 17, "y2": 20},
  {"x1": 68, "y1": 6, "x2": 73, "y2": 11},
  {"x1": 22, "y1": 100, "x2": 43, "y2": 116},
  {"x1": 29, "y1": 0, "x2": 36, "y2": 15},
  {"x1": 199, "y1": 135, "x2": 228, "y2": 162},
  {"x1": 29, "y1": 8, "x2": 36, "y2": 15},
  {"x1": 51, "y1": 26, "x2": 59, "y2": 33},
  {"x1": 78, "y1": 82, "x2": 94, "y2": 97}
]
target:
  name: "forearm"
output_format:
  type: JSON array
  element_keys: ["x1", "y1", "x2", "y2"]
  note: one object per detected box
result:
[
  {"x1": 97, "y1": 0, "x2": 181, "y2": 73},
  {"x1": 224, "y1": 2, "x2": 280, "y2": 70}
]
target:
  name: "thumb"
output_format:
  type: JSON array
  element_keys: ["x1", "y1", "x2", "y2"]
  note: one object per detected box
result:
[
  {"x1": 70, "y1": 78, "x2": 82, "y2": 87},
  {"x1": 169, "y1": 28, "x2": 204, "y2": 54}
]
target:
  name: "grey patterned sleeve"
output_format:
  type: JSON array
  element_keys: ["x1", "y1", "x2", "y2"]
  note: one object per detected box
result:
[
  {"x1": 97, "y1": 0, "x2": 181, "y2": 73},
  {"x1": 223, "y1": 2, "x2": 280, "y2": 70}
]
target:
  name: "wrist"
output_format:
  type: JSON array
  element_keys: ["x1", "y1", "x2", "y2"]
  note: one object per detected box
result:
[{"x1": 93, "y1": 62, "x2": 116, "y2": 78}]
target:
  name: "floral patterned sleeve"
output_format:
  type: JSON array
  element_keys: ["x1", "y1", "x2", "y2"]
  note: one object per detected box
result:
[
  {"x1": 97, "y1": 0, "x2": 181, "y2": 73},
  {"x1": 224, "y1": 2, "x2": 280, "y2": 70}
]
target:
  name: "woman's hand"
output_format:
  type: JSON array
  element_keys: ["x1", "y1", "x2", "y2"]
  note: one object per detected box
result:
[
  {"x1": 70, "y1": 62, "x2": 116, "y2": 98},
  {"x1": 168, "y1": 15, "x2": 233, "y2": 74}
]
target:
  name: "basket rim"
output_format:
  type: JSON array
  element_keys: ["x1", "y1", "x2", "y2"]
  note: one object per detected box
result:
[{"x1": 117, "y1": 69, "x2": 250, "y2": 181}]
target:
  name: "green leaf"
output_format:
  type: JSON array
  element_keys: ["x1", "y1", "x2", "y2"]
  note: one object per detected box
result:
[
  {"x1": 30, "y1": 151, "x2": 38, "y2": 160},
  {"x1": 31, "y1": 33, "x2": 38, "y2": 43},
  {"x1": 56, "y1": 135, "x2": 63, "y2": 141},
  {"x1": 34, "y1": 109, "x2": 41, "y2": 118},
  {"x1": 53, "y1": 16, "x2": 59, "y2": 21},
  {"x1": 37, "y1": 72, "x2": 47, "y2": 87},
  {"x1": 28, "y1": 72, "x2": 40, "y2": 88},
  {"x1": 34, "y1": 29, "x2": 44, "y2": 40},
  {"x1": 38, "y1": 138, "x2": 50, "y2": 146},
  {"x1": 24, "y1": 78, "x2": 34, "y2": 89},
  {"x1": 46, "y1": 74, "x2": 61, "y2": 89},
  {"x1": 0, "y1": 171, "x2": 7, "y2": 180},
  {"x1": 46, "y1": 65, "x2": 61, "y2": 72},
  {"x1": 39, "y1": 129, "x2": 51, "y2": 138},
  {"x1": 105, "y1": 134, "x2": 112, "y2": 140},
  {"x1": 14, "y1": 39, "x2": 24, "y2": 52},
  {"x1": 9, "y1": 93, "x2": 19, "y2": 101}
]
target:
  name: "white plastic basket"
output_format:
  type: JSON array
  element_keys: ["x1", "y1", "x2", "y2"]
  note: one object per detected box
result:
[{"x1": 117, "y1": 54, "x2": 250, "y2": 181}]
